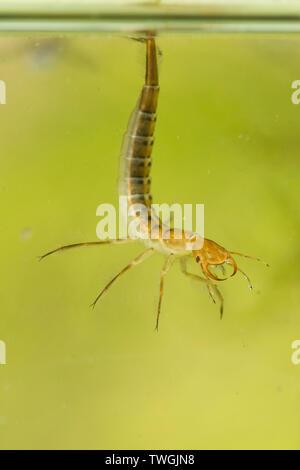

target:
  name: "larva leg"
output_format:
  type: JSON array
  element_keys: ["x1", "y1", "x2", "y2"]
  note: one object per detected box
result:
[
  {"x1": 180, "y1": 258, "x2": 215, "y2": 303},
  {"x1": 180, "y1": 258, "x2": 224, "y2": 319},
  {"x1": 39, "y1": 238, "x2": 135, "y2": 261},
  {"x1": 91, "y1": 248, "x2": 154, "y2": 309},
  {"x1": 210, "y1": 282, "x2": 224, "y2": 319},
  {"x1": 155, "y1": 254, "x2": 176, "y2": 331}
]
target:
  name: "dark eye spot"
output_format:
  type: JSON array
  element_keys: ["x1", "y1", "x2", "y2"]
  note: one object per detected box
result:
[{"x1": 196, "y1": 256, "x2": 200, "y2": 262}]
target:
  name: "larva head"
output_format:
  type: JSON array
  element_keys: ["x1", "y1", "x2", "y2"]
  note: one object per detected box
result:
[{"x1": 193, "y1": 238, "x2": 237, "y2": 281}]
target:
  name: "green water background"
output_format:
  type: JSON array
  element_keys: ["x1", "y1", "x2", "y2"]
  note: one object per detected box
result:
[{"x1": 0, "y1": 34, "x2": 300, "y2": 449}]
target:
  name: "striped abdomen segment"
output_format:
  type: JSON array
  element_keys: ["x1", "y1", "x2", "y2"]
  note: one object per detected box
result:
[
  {"x1": 118, "y1": 84, "x2": 159, "y2": 210},
  {"x1": 118, "y1": 38, "x2": 159, "y2": 235}
]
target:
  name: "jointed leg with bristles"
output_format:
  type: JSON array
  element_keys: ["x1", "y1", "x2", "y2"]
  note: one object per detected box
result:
[
  {"x1": 180, "y1": 258, "x2": 215, "y2": 301},
  {"x1": 91, "y1": 248, "x2": 154, "y2": 309},
  {"x1": 156, "y1": 254, "x2": 176, "y2": 331},
  {"x1": 39, "y1": 238, "x2": 135, "y2": 261},
  {"x1": 180, "y1": 258, "x2": 224, "y2": 319}
]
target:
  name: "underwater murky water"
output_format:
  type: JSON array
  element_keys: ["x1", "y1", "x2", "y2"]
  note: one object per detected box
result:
[{"x1": 0, "y1": 32, "x2": 300, "y2": 449}]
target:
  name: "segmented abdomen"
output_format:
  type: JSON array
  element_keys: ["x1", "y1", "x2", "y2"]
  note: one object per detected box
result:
[{"x1": 118, "y1": 82, "x2": 159, "y2": 206}]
